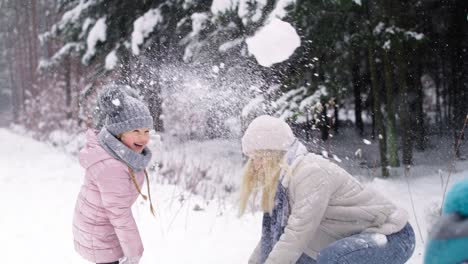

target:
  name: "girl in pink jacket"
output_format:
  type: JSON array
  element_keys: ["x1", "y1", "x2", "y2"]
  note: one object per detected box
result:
[{"x1": 73, "y1": 85, "x2": 155, "y2": 264}]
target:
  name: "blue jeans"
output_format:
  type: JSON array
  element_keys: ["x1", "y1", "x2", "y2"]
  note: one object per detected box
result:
[{"x1": 296, "y1": 223, "x2": 415, "y2": 264}]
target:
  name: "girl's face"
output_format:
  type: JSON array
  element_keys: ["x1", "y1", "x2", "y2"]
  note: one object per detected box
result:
[{"x1": 120, "y1": 128, "x2": 150, "y2": 153}]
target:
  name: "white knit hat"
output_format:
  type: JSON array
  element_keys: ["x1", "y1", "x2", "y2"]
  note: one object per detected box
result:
[{"x1": 241, "y1": 115, "x2": 295, "y2": 156}]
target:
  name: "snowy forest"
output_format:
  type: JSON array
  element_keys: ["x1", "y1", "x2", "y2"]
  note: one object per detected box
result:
[
  {"x1": 1, "y1": 0, "x2": 468, "y2": 175},
  {"x1": 1, "y1": 0, "x2": 468, "y2": 263}
]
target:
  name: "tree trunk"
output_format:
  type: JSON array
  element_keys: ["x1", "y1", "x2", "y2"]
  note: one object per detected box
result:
[
  {"x1": 383, "y1": 49, "x2": 400, "y2": 167},
  {"x1": 23, "y1": 0, "x2": 34, "y2": 94},
  {"x1": 31, "y1": 0, "x2": 39, "y2": 69},
  {"x1": 334, "y1": 100, "x2": 339, "y2": 134},
  {"x1": 75, "y1": 61, "x2": 84, "y2": 125},
  {"x1": 8, "y1": 55, "x2": 19, "y2": 122},
  {"x1": 117, "y1": 13, "x2": 132, "y2": 85},
  {"x1": 414, "y1": 60, "x2": 426, "y2": 151},
  {"x1": 64, "y1": 55, "x2": 72, "y2": 119},
  {"x1": 28, "y1": 0, "x2": 39, "y2": 88},
  {"x1": 442, "y1": 56, "x2": 449, "y2": 128},
  {"x1": 45, "y1": 4, "x2": 53, "y2": 58},
  {"x1": 320, "y1": 102, "x2": 329, "y2": 141},
  {"x1": 434, "y1": 70, "x2": 442, "y2": 135},
  {"x1": 448, "y1": 0, "x2": 466, "y2": 158},
  {"x1": 395, "y1": 42, "x2": 413, "y2": 165},
  {"x1": 368, "y1": 43, "x2": 389, "y2": 177},
  {"x1": 352, "y1": 49, "x2": 364, "y2": 136},
  {"x1": 14, "y1": 0, "x2": 25, "y2": 113}
]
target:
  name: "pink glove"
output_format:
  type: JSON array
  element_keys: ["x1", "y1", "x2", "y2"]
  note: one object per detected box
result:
[{"x1": 119, "y1": 256, "x2": 140, "y2": 264}]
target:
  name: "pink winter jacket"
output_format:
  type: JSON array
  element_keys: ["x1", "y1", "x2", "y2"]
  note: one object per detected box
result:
[{"x1": 73, "y1": 129, "x2": 145, "y2": 263}]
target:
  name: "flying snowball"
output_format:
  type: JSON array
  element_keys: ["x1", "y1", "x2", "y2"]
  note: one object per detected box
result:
[{"x1": 246, "y1": 18, "x2": 301, "y2": 67}]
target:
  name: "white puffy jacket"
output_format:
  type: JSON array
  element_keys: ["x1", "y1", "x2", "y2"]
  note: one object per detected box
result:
[{"x1": 249, "y1": 153, "x2": 408, "y2": 264}]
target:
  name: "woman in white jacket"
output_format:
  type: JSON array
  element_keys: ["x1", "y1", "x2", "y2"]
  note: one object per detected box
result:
[{"x1": 240, "y1": 115, "x2": 415, "y2": 264}]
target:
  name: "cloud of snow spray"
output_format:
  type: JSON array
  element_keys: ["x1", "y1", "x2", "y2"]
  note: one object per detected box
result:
[
  {"x1": 148, "y1": 59, "x2": 268, "y2": 201},
  {"x1": 146, "y1": 14, "x2": 305, "y2": 200},
  {"x1": 158, "y1": 60, "x2": 267, "y2": 141}
]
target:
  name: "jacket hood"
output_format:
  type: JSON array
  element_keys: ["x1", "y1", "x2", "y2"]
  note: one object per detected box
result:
[{"x1": 79, "y1": 129, "x2": 114, "y2": 169}]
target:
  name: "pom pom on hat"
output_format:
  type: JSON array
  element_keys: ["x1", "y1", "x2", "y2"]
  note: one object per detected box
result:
[
  {"x1": 241, "y1": 115, "x2": 295, "y2": 156},
  {"x1": 98, "y1": 85, "x2": 125, "y2": 117}
]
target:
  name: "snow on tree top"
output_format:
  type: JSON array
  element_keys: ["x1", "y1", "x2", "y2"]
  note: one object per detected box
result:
[
  {"x1": 383, "y1": 40, "x2": 391, "y2": 50},
  {"x1": 373, "y1": 22, "x2": 385, "y2": 35},
  {"x1": 39, "y1": 43, "x2": 81, "y2": 69},
  {"x1": 83, "y1": 17, "x2": 107, "y2": 64},
  {"x1": 268, "y1": 0, "x2": 295, "y2": 20},
  {"x1": 190, "y1": 12, "x2": 209, "y2": 38},
  {"x1": 211, "y1": 0, "x2": 266, "y2": 23},
  {"x1": 131, "y1": 8, "x2": 163, "y2": 56},
  {"x1": 298, "y1": 85, "x2": 328, "y2": 112},
  {"x1": 82, "y1": 18, "x2": 94, "y2": 35},
  {"x1": 239, "y1": 0, "x2": 266, "y2": 23},
  {"x1": 59, "y1": 0, "x2": 97, "y2": 30},
  {"x1": 246, "y1": 18, "x2": 300, "y2": 67},
  {"x1": 373, "y1": 22, "x2": 424, "y2": 41},
  {"x1": 405, "y1": 31, "x2": 424, "y2": 40},
  {"x1": 219, "y1": 38, "x2": 244, "y2": 53},
  {"x1": 105, "y1": 49, "x2": 118, "y2": 70},
  {"x1": 211, "y1": 0, "x2": 236, "y2": 14}
]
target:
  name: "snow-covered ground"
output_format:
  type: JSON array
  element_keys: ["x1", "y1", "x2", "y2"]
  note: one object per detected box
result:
[{"x1": 1, "y1": 127, "x2": 467, "y2": 263}]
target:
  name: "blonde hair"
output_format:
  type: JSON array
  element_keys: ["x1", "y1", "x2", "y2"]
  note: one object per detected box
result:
[{"x1": 239, "y1": 150, "x2": 287, "y2": 216}]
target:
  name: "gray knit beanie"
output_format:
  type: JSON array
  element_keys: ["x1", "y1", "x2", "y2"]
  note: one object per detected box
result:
[{"x1": 96, "y1": 84, "x2": 153, "y2": 136}]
